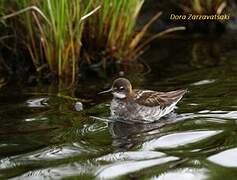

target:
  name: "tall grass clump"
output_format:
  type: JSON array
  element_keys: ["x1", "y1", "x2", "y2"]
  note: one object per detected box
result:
[
  {"x1": 83, "y1": 0, "x2": 162, "y2": 63},
  {"x1": 2, "y1": 0, "x2": 96, "y2": 85},
  {"x1": 84, "y1": 0, "x2": 185, "y2": 64},
  {"x1": 1, "y1": 0, "x2": 184, "y2": 85}
]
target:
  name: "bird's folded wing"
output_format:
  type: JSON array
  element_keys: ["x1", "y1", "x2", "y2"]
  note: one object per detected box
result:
[{"x1": 133, "y1": 89, "x2": 187, "y2": 107}]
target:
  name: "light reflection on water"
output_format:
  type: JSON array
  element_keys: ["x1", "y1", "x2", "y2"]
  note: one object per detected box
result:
[
  {"x1": 0, "y1": 35, "x2": 237, "y2": 179},
  {"x1": 151, "y1": 168, "x2": 208, "y2": 180},
  {"x1": 208, "y1": 148, "x2": 237, "y2": 167},
  {"x1": 96, "y1": 156, "x2": 179, "y2": 179},
  {"x1": 141, "y1": 130, "x2": 222, "y2": 150},
  {"x1": 26, "y1": 97, "x2": 49, "y2": 108}
]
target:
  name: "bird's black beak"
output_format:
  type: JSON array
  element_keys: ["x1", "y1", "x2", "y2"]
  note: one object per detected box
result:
[{"x1": 98, "y1": 88, "x2": 113, "y2": 94}]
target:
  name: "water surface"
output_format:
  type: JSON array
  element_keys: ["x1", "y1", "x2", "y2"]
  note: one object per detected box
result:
[{"x1": 0, "y1": 35, "x2": 237, "y2": 179}]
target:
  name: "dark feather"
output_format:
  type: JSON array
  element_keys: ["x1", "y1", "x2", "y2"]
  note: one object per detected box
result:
[{"x1": 133, "y1": 89, "x2": 187, "y2": 107}]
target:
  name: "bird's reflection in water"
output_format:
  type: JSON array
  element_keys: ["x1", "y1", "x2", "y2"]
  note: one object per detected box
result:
[{"x1": 108, "y1": 112, "x2": 183, "y2": 152}]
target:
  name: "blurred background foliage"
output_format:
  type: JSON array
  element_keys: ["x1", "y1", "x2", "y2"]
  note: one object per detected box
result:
[{"x1": 0, "y1": 0, "x2": 236, "y2": 86}]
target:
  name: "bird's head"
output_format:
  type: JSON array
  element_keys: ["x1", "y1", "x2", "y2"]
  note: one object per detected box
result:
[{"x1": 99, "y1": 78, "x2": 132, "y2": 99}]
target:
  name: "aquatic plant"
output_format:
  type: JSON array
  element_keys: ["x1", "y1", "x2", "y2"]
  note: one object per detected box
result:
[
  {"x1": 83, "y1": 0, "x2": 184, "y2": 63},
  {"x1": 1, "y1": 0, "x2": 184, "y2": 85},
  {"x1": 83, "y1": 0, "x2": 146, "y2": 62},
  {"x1": 2, "y1": 0, "x2": 97, "y2": 85},
  {"x1": 181, "y1": 0, "x2": 227, "y2": 14}
]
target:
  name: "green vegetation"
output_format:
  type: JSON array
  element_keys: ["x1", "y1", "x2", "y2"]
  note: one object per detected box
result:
[
  {"x1": 84, "y1": 0, "x2": 185, "y2": 63},
  {"x1": 84, "y1": 0, "x2": 150, "y2": 62},
  {"x1": 0, "y1": 0, "x2": 184, "y2": 85},
  {"x1": 1, "y1": 0, "x2": 97, "y2": 85}
]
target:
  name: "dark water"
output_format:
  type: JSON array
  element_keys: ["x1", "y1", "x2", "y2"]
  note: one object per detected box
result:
[{"x1": 0, "y1": 35, "x2": 237, "y2": 179}]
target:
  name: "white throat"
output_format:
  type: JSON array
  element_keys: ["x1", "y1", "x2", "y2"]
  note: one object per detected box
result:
[{"x1": 113, "y1": 92, "x2": 126, "y2": 99}]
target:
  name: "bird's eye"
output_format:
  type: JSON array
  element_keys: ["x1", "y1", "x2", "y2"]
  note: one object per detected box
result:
[{"x1": 120, "y1": 86, "x2": 125, "y2": 90}]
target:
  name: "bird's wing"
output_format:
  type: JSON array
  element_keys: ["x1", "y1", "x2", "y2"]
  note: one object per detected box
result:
[{"x1": 133, "y1": 89, "x2": 187, "y2": 107}]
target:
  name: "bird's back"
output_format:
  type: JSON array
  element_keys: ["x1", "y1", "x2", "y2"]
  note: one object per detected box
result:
[{"x1": 111, "y1": 89, "x2": 187, "y2": 122}]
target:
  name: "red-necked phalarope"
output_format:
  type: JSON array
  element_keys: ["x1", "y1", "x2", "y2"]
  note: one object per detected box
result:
[{"x1": 99, "y1": 78, "x2": 187, "y2": 122}]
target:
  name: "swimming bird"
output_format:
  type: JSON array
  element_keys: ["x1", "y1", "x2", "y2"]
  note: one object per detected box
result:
[{"x1": 99, "y1": 78, "x2": 187, "y2": 122}]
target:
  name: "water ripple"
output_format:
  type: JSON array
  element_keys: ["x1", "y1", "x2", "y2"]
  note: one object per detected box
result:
[
  {"x1": 151, "y1": 168, "x2": 208, "y2": 180},
  {"x1": 9, "y1": 162, "x2": 93, "y2": 180},
  {"x1": 191, "y1": 79, "x2": 216, "y2": 86},
  {"x1": 142, "y1": 130, "x2": 222, "y2": 150},
  {"x1": 81, "y1": 123, "x2": 107, "y2": 136},
  {"x1": 178, "y1": 111, "x2": 237, "y2": 121},
  {"x1": 208, "y1": 147, "x2": 237, "y2": 167},
  {"x1": 97, "y1": 151, "x2": 165, "y2": 162},
  {"x1": 96, "y1": 156, "x2": 179, "y2": 179},
  {"x1": 26, "y1": 97, "x2": 49, "y2": 108},
  {"x1": 0, "y1": 144, "x2": 90, "y2": 170}
]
